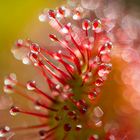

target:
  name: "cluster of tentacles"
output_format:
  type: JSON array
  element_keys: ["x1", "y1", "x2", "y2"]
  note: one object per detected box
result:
[{"x1": 1, "y1": 3, "x2": 113, "y2": 140}]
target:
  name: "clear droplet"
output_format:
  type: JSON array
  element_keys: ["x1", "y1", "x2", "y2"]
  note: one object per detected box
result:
[
  {"x1": 73, "y1": 10, "x2": 81, "y2": 20},
  {"x1": 39, "y1": 13, "x2": 47, "y2": 22},
  {"x1": 57, "y1": 6, "x2": 67, "y2": 18},
  {"x1": 49, "y1": 34, "x2": 58, "y2": 41},
  {"x1": 92, "y1": 19, "x2": 102, "y2": 33},
  {"x1": 88, "y1": 92, "x2": 97, "y2": 100},
  {"x1": 29, "y1": 52, "x2": 39, "y2": 63},
  {"x1": 22, "y1": 57, "x2": 30, "y2": 65},
  {"x1": 16, "y1": 39, "x2": 24, "y2": 47},
  {"x1": 0, "y1": 126, "x2": 10, "y2": 137},
  {"x1": 4, "y1": 73, "x2": 17, "y2": 87},
  {"x1": 98, "y1": 64, "x2": 111, "y2": 77},
  {"x1": 95, "y1": 78, "x2": 104, "y2": 87},
  {"x1": 82, "y1": 19, "x2": 91, "y2": 30},
  {"x1": 30, "y1": 43, "x2": 40, "y2": 54},
  {"x1": 76, "y1": 124, "x2": 82, "y2": 131},
  {"x1": 89, "y1": 134, "x2": 99, "y2": 140},
  {"x1": 99, "y1": 41, "x2": 113, "y2": 55},
  {"x1": 26, "y1": 81, "x2": 36, "y2": 90},
  {"x1": 48, "y1": 10, "x2": 56, "y2": 19},
  {"x1": 3, "y1": 85, "x2": 13, "y2": 94},
  {"x1": 9, "y1": 106, "x2": 19, "y2": 116}
]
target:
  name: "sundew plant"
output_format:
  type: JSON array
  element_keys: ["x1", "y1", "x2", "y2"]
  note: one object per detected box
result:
[{"x1": 1, "y1": 0, "x2": 140, "y2": 140}]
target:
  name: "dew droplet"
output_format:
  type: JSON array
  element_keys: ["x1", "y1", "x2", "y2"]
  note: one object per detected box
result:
[
  {"x1": 57, "y1": 6, "x2": 67, "y2": 18},
  {"x1": 9, "y1": 106, "x2": 19, "y2": 116},
  {"x1": 22, "y1": 57, "x2": 30, "y2": 65},
  {"x1": 49, "y1": 34, "x2": 58, "y2": 42},
  {"x1": 4, "y1": 73, "x2": 17, "y2": 87},
  {"x1": 82, "y1": 19, "x2": 91, "y2": 30},
  {"x1": 16, "y1": 39, "x2": 24, "y2": 47},
  {"x1": 98, "y1": 64, "x2": 111, "y2": 77},
  {"x1": 88, "y1": 92, "x2": 97, "y2": 100},
  {"x1": 3, "y1": 85, "x2": 14, "y2": 94},
  {"x1": 29, "y1": 52, "x2": 39, "y2": 64},
  {"x1": 39, "y1": 13, "x2": 47, "y2": 22},
  {"x1": 92, "y1": 19, "x2": 102, "y2": 33},
  {"x1": 26, "y1": 81, "x2": 36, "y2": 90},
  {"x1": 48, "y1": 10, "x2": 56, "y2": 19},
  {"x1": 0, "y1": 126, "x2": 10, "y2": 137},
  {"x1": 95, "y1": 78, "x2": 104, "y2": 87},
  {"x1": 73, "y1": 11, "x2": 81, "y2": 20},
  {"x1": 99, "y1": 41, "x2": 113, "y2": 55},
  {"x1": 76, "y1": 124, "x2": 82, "y2": 131},
  {"x1": 30, "y1": 43, "x2": 40, "y2": 54},
  {"x1": 89, "y1": 134, "x2": 99, "y2": 140}
]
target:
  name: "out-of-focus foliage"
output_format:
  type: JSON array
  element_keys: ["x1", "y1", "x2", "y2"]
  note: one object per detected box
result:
[{"x1": 0, "y1": 0, "x2": 64, "y2": 51}]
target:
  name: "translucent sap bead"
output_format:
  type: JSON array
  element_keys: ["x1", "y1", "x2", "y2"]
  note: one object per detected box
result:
[
  {"x1": 92, "y1": 19, "x2": 102, "y2": 33},
  {"x1": 57, "y1": 6, "x2": 67, "y2": 18},
  {"x1": 98, "y1": 64, "x2": 111, "y2": 77},
  {"x1": 29, "y1": 52, "x2": 39, "y2": 64},
  {"x1": 99, "y1": 41, "x2": 113, "y2": 55},
  {"x1": 82, "y1": 19, "x2": 91, "y2": 30},
  {"x1": 88, "y1": 92, "x2": 97, "y2": 100},
  {"x1": 48, "y1": 10, "x2": 57, "y2": 19},
  {"x1": 22, "y1": 57, "x2": 30, "y2": 65},
  {"x1": 39, "y1": 13, "x2": 47, "y2": 22},
  {"x1": 89, "y1": 134, "x2": 99, "y2": 140},
  {"x1": 26, "y1": 81, "x2": 36, "y2": 90},
  {"x1": 30, "y1": 43, "x2": 40, "y2": 54},
  {"x1": 0, "y1": 126, "x2": 10, "y2": 137},
  {"x1": 72, "y1": 11, "x2": 81, "y2": 20},
  {"x1": 49, "y1": 34, "x2": 58, "y2": 42},
  {"x1": 95, "y1": 78, "x2": 104, "y2": 87},
  {"x1": 76, "y1": 124, "x2": 82, "y2": 131},
  {"x1": 16, "y1": 39, "x2": 23, "y2": 47},
  {"x1": 3, "y1": 85, "x2": 14, "y2": 94},
  {"x1": 4, "y1": 73, "x2": 17, "y2": 87},
  {"x1": 9, "y1": 106, "x2": 19, "y2": 116}
]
